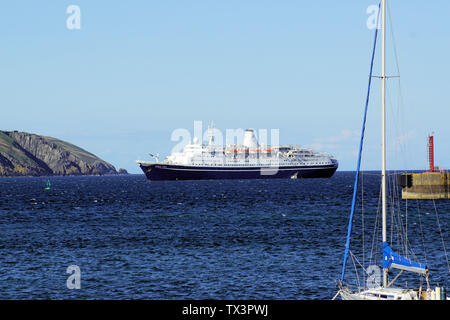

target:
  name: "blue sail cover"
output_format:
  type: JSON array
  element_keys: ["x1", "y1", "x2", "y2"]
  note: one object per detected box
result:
[{"x1": 382, "y1": 242, "x2": 428, "y2": 275}]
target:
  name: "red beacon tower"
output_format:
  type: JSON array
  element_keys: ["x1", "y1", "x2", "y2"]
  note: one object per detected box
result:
[
  {"x1": 427, "y1": 134, "x2": 434, "y2": 172},
  {"x1": 427, "y1": 133, "x2": 442, "y2": 172}
]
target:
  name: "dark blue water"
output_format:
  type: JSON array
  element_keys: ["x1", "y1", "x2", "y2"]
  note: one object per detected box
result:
[{"x1": 0, "y1": 172, "x2": 448, "y2": 299}]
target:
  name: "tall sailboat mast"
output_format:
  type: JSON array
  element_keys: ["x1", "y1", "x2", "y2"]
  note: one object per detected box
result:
[
  {"x1": 337, "y1": 0, "x2": 437, "y2": 300},
  {"x1": 381, "y1": 0, "x2": 388, "y2": 288}
]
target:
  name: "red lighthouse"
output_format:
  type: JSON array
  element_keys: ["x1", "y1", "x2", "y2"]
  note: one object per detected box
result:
[{"x1": 427, "y1": 134, "x2": 434, "y2": 172}]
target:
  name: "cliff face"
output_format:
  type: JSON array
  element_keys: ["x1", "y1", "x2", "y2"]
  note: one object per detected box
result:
[{"x1": 0, "y1": 131, "x2": 117, "y2": 176}]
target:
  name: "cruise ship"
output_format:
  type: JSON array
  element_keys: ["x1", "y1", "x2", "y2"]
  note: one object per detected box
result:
[{"x1": 137, "y1": 127, "x2": 338, "y2": 181}]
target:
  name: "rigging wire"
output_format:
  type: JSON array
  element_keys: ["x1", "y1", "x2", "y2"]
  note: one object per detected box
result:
[
  {"x1": 387, "y1": 1, "x2": 449, "y2": 277},
  {"x1": 415, "y1": 200, "x2": 429, "y2": 266},
  {"x1": 341, "y1": 1, "x2": 448, "y2": 289},
  {"x1": 386, "y1": 0, "x2": 424, "y2": 264},
  {"x1": 361, "y1": 172, "x2": 365, "y2": 287},
  {"x1": 339, "y1": 3, "x2": 380, "y2": 283},
  {"x1": 426, "y1": 182, "x2": 450, "y2": 273}
]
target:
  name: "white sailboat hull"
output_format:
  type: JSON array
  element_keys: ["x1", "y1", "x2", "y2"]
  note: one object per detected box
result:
[{"x1": 338, "y1": 287, "x2": 447, "y2": 300}]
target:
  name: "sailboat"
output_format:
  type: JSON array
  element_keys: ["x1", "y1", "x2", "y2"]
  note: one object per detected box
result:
[{"x1": 336, "y1": 0, "x2": 447, "y2": 300}]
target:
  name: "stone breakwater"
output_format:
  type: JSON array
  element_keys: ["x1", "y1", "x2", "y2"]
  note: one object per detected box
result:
[{"x1": 399, "y1": 172, "x2": 449, "y2": 200}]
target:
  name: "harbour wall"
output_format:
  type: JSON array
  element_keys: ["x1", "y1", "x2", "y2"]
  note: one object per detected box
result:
[{"x1": 398, "y1": 172, "x2": 449, "y2": 200}]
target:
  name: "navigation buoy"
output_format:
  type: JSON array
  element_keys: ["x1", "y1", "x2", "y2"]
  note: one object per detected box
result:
[{"x1": 45, "y1": 179, "x2": 51, "y2": 190}]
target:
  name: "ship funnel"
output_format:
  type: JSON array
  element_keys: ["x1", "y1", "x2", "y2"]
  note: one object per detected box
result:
[{"x1": 243, "y1": 129, "x2": 258, "y2": 148}]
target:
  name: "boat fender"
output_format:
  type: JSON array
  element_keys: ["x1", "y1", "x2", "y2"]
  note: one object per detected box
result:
[{"x1": 435, "y1": 287, "x2": 441, "y2": 300}]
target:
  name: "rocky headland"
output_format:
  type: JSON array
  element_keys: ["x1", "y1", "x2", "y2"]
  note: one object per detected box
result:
[{"x1": 0, "y1": 131, "x2": 118, "y2": 177}]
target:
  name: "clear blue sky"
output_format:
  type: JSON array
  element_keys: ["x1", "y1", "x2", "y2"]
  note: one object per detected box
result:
[{"x1": 1, "y1": 1, "x2": 449, "y2": 173}]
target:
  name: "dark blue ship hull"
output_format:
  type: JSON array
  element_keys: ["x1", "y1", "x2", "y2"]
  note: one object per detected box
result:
[{"x1": 139, "y1": 163, "x2": 338, "y2": 181}]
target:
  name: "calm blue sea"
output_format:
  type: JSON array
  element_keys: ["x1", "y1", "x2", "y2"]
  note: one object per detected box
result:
[{"x1": 0, "y1": 172, "x2": 448, "y2": 299}]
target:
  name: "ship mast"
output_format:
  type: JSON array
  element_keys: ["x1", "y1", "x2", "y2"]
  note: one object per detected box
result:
[
  {"x1": 208, "y1": 121, "x2": 215, "y2": 145},
  {"x1": 381, "y1": 0, "x2": 388, "y2": 288}
]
